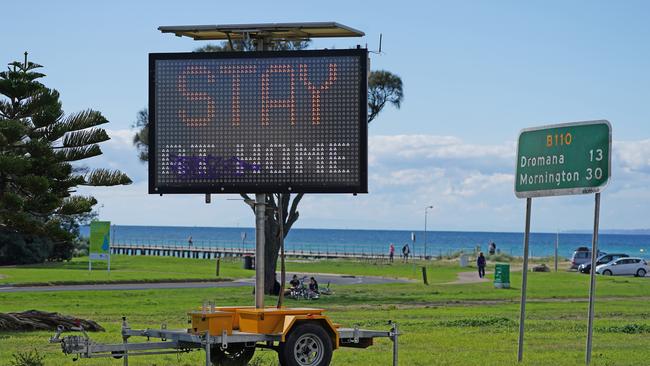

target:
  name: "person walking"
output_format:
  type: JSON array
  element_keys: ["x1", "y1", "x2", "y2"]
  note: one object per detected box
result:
[
  {"x1": 477, "y1": 252, "x2": 486, "y2": 278},
  {"x1": 402, "y1": 243, "x2": 410, "y2": 263},
  {"x1": 389, "y1": 243, "x2": 395, "y2": 263}
]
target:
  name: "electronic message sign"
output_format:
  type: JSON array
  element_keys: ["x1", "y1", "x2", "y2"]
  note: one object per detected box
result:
[
  {"x1": 515, "y1": 120, "x2": 611, "y2": 198},
  {"x1": 149, "y1": 49, "x2": 368, "y2": 194}
]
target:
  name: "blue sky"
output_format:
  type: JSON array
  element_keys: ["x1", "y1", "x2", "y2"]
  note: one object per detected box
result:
[{"x1": 3, "y1": 0, "x2": 650, "y2": 232}]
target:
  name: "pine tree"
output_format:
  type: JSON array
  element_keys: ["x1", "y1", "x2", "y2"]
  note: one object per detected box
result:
[{"x1": 0, "y1": 57, "x2": 131, "y2": 264}]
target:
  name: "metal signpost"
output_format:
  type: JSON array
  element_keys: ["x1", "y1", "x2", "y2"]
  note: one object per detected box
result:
[{"x1": 514, "y1": 120, "x2": 611, "y2": 364}]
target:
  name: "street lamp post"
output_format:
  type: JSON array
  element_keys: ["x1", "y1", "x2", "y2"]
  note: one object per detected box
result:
[{"x1": 424, "y1": 205, "x2": 434, "y2": 259}]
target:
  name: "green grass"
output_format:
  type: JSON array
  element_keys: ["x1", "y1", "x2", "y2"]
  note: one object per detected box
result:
[
  {"x1": 0, "y1": 256, "x2": 253, "y2": 285},
  {"x1": 0, "y1": 255, "x2": 469, "y2": 285},
  {"x1": 1, "y1": 267, "x2": 649, "y2": 365}
]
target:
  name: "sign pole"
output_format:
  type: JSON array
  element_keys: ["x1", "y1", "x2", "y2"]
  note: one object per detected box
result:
[
  {"x1": 277, "y1": 195, "x2": 286, "y2": 308},
  {"x1": 517, "y1": 197, "x2": 532, "y2": 362},
  {"x1": 255, "y1": 193, "x2": 266, "y2": 309},
  {"x1": 555, "y1": 230, "x2": 559, "y2": 272},
  {"x1": 585, "y1": 192, "x2": 601, "y2": 365}
]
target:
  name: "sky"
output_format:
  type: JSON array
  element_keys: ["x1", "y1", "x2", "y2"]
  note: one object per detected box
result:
[{"x1": 3, "y1": 0, "x2": 650, "y2": 232}]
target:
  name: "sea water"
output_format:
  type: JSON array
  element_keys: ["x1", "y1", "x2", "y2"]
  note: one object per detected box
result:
[{"x1": 80, "y1": 225, "x2": 650, "y2": 259}]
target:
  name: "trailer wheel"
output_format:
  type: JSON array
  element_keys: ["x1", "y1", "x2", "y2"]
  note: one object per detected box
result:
[
  {"x1": 210, "y1": 344, "x2": 255, "y2": 366},
  {"x1": 279, "y1": 322, "x2": 333, "y2": 366}
]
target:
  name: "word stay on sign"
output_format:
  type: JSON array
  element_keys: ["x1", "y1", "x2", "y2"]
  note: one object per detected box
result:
[{"x1": 515, "y1": 120, "x2": 611, "y2": 198}]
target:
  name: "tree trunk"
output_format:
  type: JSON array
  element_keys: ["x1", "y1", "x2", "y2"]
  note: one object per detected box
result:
[{"x1": 242, "y1": 193, "x2": 303, "y2": 295}]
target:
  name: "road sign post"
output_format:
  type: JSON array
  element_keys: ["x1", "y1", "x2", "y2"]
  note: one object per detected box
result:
[{"x1": 514, "y1": 120, "x2": 611, "y2": 364}]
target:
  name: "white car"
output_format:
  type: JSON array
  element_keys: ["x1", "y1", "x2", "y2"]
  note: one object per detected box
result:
[{"x1": 595, "y1": 257, "x2": 648, "y2": 277}]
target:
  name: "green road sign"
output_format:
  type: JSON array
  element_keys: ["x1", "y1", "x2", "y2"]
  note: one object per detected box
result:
[
  {"x1": 515, "y1": 120, "x2": 611, "y2": 198},
  {"x1": 89, "y1": 221, "x2": 111, "y2": 260}
]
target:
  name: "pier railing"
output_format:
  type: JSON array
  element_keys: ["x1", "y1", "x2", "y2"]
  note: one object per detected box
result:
[{"x1": 109, "y1": 238, "x2": 501, "y2": 260}]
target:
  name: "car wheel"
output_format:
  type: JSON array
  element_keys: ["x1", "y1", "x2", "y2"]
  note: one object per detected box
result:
[
  {"x1": 603, "y1": 270, "x2": 613, "y2": 276},
  {"x1": 636, "y1": 269, "x2": 647, "y2": 277}
]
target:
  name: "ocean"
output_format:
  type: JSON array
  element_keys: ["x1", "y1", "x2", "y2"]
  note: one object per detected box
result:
[{"x1": 79, "y1": 225, "x2": 650, "y2": 259}]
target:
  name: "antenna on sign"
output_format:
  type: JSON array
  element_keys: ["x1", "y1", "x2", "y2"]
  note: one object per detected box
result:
[{"x1": 369, "y1": 33, "x2": 384, "y2": 55}]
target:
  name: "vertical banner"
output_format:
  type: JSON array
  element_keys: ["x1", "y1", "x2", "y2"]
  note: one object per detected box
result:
[{"x1": 89, "y1": 221, "x2": 111, "y2": 261}]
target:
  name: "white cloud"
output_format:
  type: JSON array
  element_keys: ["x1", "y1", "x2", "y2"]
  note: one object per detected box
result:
[
  {"x1": 78, "y1": 133, "x2": 650, "y2": 232},
  {"x1": 105, "y1": 128, "x2": 135, "y2": 150},
  {"x1": 614, "y1": 139, "x2": 650, "y2": 174}
]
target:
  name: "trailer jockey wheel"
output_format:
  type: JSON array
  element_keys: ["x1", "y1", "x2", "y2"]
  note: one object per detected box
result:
[
  {"x1": 210, "y1": 344, "x2": 255, "y2": 366},
  {"x1": 279, "y1": 322, "x2": 333, "y2": 366}
]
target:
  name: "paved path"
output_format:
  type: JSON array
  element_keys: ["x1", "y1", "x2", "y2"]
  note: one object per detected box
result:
[
  {"x1": 446, "y1": 271, "x2": 491, "y2": 285},
  {"x1": 446, "y1": 268, "x2": 648, "y2": 285},
  {"x1": 0, "y1": 272, "x2": 411, "y2": 293}
]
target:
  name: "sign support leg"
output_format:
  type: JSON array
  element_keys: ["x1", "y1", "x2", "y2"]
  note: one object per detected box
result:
[
  {"x1": 255, "y1": 193, "x2": 266, "y2": 308},
  {"x1": 277, "y1": 194, "x2": 286, "y2": 308},
  {"x1": 517, "y1": 197, "x2": 532, "y2": 362},
  {"x1": 586, "y1": 192, "x2": 601, "y2": 365},
  {"x1": 555, "y1": 230, "x2": 559, "y2": 272}
]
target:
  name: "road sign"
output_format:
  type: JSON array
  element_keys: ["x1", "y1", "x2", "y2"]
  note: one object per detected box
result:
[
  {"x1": 515, "y1": 120, "x2": 611, "y2": 198},
  {"x1": 149, "y1": 49, "x2": 368, "y2": 194}
]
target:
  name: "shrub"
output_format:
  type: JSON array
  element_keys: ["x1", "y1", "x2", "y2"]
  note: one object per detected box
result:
[{"x1": 9, "y1": 349, "x2": 45, "y2": 366}]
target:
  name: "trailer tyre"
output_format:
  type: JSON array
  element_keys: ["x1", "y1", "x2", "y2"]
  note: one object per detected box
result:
[
  {"x1": 210, "y1": 344, "x2": 255, "y2": 366},
  {"x1": 279, "y1": 322, "x2": 333, "y2": 366}
]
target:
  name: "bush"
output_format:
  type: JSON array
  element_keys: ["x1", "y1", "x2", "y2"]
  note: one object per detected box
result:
[
  {"x1": 599, "y1": 323, "x2": 650, "y2": 334},
  {"x1": 439, "y1": 317, "x2": 516, "y2": 328},
  {"x1": 0, "y1": 229, "x2": 53, "y2": 265},
  {"x1": 9, "y1": 349, "x2": 44, "y2": 366}
]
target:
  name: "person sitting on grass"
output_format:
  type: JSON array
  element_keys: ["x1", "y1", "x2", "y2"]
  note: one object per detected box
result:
[
  {"x1": 289, "y1": 274, "x2": 300, "y2": 289},
  {"x1": 309, "y1": 277, "x2": 319, "y2": 294}
]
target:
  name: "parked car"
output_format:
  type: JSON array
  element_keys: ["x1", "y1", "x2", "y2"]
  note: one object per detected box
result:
[
  {"x1": 595, "y1": 257, "x2": 648, "y2": 277},
  {"x1": 578, "y1": 253, "x2": 629, "y2": 274},
  {"x1": 570, "y1": 247, "x2": 605, "y2": 270}
]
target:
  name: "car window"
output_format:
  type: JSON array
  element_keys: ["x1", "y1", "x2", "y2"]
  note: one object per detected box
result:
[
  {"x1": 619, "y1": 259, "x2": 631, "y2": 265},
  {"x1": 631, "y1": 259, "x2": 641, "y2": 264},
  {"x1": 577, "y1": 252, "x2": 589, "y2": 259}
]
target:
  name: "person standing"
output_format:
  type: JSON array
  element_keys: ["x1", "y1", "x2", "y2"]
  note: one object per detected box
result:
[
  {"x1": 477, "y1": 252, "x2": 486, "y2": 278},
  {"x1": 389, "y1": 243, "x2": 395, "y2": 263},
  {"x1": 489, "y1": 242, "x2": 496, "y2": 255},
  {"x1": 402, "y1": 243, "x2": 410, "y2": 263},
  {"x1": 187, "y1": 236, "x2": 193, "y2": 247}
]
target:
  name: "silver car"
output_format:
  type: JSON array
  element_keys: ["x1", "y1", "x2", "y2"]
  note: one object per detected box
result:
[{"x1": 595, "y1": 257, "x2": 648, "y2": 277}]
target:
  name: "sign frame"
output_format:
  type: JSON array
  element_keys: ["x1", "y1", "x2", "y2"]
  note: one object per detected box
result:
[
  {"x1": 148, "y1": 48, "x2": 369, "y2": 195},
  {"x1": 514, "y1": 119, "x2": 612, "y2": 199}
]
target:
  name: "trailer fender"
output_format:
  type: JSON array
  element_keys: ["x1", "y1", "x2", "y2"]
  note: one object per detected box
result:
[{"x1": 280, "y1": 315, "x2": 339, "y2": 349}]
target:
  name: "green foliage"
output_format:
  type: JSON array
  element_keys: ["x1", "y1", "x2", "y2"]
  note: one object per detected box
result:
[
  {"x1": 599, "y1": 323, "x2": 650, "y2": 334},
  {"x1": 439, "y1": 316, "x2": 516, "y2": 328},
  {"x1": 194, "y1": 39, "x2": 311, "y2": 52},
  {"x1": 0, "y1": 57, "x2": 131, "y2": 265},
  {"x1": 8, "y1": 349, "x2": 44, "y2": 366},
  {"x1": 131, "y1": 109, "x2": 148, "y2": 162},
  {"x1": 368, "y1": 70, "x2": 404, "y2": 123}
]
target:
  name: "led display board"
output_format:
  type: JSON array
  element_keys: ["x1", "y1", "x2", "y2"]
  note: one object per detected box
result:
[{"x1": 149, "y1": 49, "x2": 368, "y2": 194}]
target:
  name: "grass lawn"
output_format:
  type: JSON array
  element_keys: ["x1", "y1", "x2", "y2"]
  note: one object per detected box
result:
[
  {"x1": 1, "y1": 263, "x2": 649, "y2": 365},
  {"x1": 0, "y1": 256, "x2": 253, "y2": 285},
  {"x1": 0, "y1": 255, "x2": 477, "y2": 285}
]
